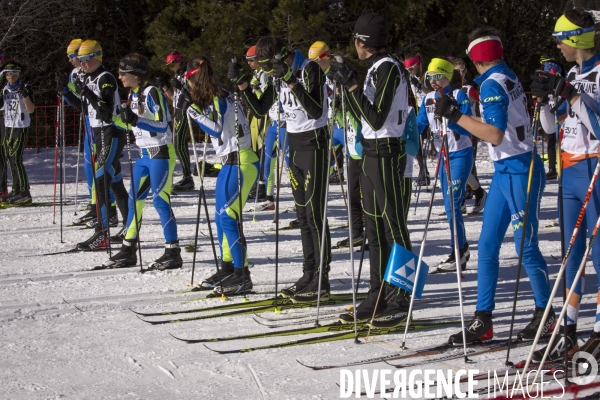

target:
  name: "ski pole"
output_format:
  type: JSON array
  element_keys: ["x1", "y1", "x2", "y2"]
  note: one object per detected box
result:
[
  {"x1": 339, "y1": 87, "x2": 359, "y2": 342},
  {"x1": 505, "y1": 100, "x2": 543, "y2": 366},
  {"x1": 121, "y1": 103, "x2": 143, "y2": 268},
  {"x1": 274, "y1": 78, "x2": 282, "y2": 304},
  {"x1": 528, "y1": 211, "x2": 600, "y2": 391},
  {"x1": 99, "y1": 123, "x2": 112, "y2": 256},
  {"x1": 52, "y1": 96, "x2": 59, "y2": 224},
  {"x1": 441, "y1": 117, "x2": 469, "y2": 361},
  {"x1": 59, "y1": 95, "x2": 65, "y2": 243},
  {"x1": 355, "y1": 229, "x2": 367, "y2": 297},
  {"x1": 231, "y1": 62, "x2": 249, "y2": 300},
  {"x1": 275, "y1": 124, "x2": 289, "y2": 220},
  {"x1": 413, "y1": 128, "x2": 433, "y2": 215},
  {"x1": 401, "y1": 125, "x2": 445, "y2": 349},
  {"x1": 251, "y1": 144, "x2": 265, "y2": 222},
  {"x1": 186, "y1": 111, "x2": 223, "y2": 295},
  {"x1": 313, "y1": 88, "x2": 334, "y2": 328},
  {"x1": 74, "y1": 112, "x2": 83, "y2": 215},
  {"x1": 556, "y1": 108, "x2": 568, "y2": 386},
  {"x1": 520, "y1": 159, "x2": 600, "y2": 380}
]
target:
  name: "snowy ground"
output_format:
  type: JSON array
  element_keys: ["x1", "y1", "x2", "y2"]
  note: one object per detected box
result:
[{"x1": 1, "y1": 143, "x2": 599, "y2": 399}]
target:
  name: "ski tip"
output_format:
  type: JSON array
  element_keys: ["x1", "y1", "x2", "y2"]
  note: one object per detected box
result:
[{"x1": 203, "y1": 344, "x2": 218, "y2": 353}]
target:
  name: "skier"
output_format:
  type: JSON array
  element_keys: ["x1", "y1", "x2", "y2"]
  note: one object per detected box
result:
[
  {"x1": 1, "y1": 62, "x2": 35, "y2": 204},
  {"x1": 308, "y1": 44, "x2": 363, "y2": 248},
  {"x1": 404, "y1": 51, "x2": 431, "y2": 186},
  {"x1": 57, "y1": 38, "x2": 118, "y2": 227},
  {"x1": 330, "y1": 14, "x2": 412, "y2": 327},
  {"x1": 101, "y1": 53, "x2": 182, "y2": 270},
  {"x1": 228, "y1": 37, "x2": 331, "y2": 302},
  {"x1": 538, "y1": 54, "x2": 564, "y2": 181},
  {"x1": 246, "y1": 45, "x2": 270, "y2": 203},
  {"x1": 530, "y1": 8, "x2": 600, "y2": 361},
  {"x1": 159, "y1": 51, "x2": 194, "y2": 192},
  {"x1": 437, "y1": 28, "x2": 554, "y2": 345},
  {"x1": 187, "y1": 56, "x2": 259, "y2": 295},
  {"x1": 417, "y1": 58, "x2": 473, "y2": 273},
  {"x1": 451, "y1": 57, "x2": 488, "y2": 214},
  {"x1": 63, "y1": 40, "x2": 129, "y2": 251}
]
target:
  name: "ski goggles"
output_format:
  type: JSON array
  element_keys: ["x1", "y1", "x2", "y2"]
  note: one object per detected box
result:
[
  {"x1": 77, "y1": 51, "x2": 102, "y2": 63},
  {"x1": 428, "y1": 73, "x2": 446, "y2": 81},
  {"x1": 5, "y1": 70, "x2": 19, "y2": 77},
  {"x1": 258, "y1": 58, "x2": 274, "y2": 73}
]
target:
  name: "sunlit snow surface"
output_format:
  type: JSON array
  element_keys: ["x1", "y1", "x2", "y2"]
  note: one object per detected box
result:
[{"x1": 1, "y1": 143, "x2": 597, "y2": 399}]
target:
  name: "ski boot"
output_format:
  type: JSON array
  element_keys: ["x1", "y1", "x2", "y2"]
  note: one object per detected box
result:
[
  {"x1": 436, "y1": 243, "x2": 470, "y2": 272},
  {"x1": 532, "y1": 324, "x2": 578, "y2": 363},
  {"x1": 7, "y1": 190, "x2": 31, "y2": 205},
  {"x1": 173, "y1": 176, "x2": 195, "y2": 192},
  {"x1": 198, "y1": 261, "x2": 235, "y2": 290},
  {"x1": 339, "y1": 286, "x2": 386, "y2": 323},
  {"x1": 472, "y1": 188, "x2": 487, "y2": 214},
  {"x1": 368, "y1": 287, "x2": 410, "y2": 328},
  {"x1": 77, "y1": 229, "x2": 109, "y2": 251},
  {"x1": 291, "y1": 271, "x2": 330, "y2": 303},
  {"x1": 280, "y1": 266, "x2": 314, "y2": 298},
  {"x1": 212, "y1": 267, "x2": 252, "y2": 296},
  {"x1": 517, "y1": 306, "x2": 556, "y2": 341},
  {"x1": 448, "y1": 311, "x2": 493, "y2": 345},
  {"x1": 103, "y1": 239, "x2": 137, "y2": 268},
  {"x1": 146, "y1": 242, "x2": 183, "y2": 271}
]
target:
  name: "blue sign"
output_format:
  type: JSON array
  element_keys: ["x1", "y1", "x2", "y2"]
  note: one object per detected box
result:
[{"x1": 383, "y1": 243, "x2": 429, "y2": 299}]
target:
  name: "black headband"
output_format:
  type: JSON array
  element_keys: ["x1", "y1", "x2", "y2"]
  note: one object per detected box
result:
[{"x1": 119, "y1": 59, "x2": 146, "y2": 77}]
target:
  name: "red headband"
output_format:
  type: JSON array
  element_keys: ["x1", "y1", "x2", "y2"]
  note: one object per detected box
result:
[
  {"x1": 166, "y1": 53, "x2": 184, "y2": 65},
  {"x1": 467, "y1": 36, "x2": 503, "y2": 63},
  {"x1": 404, "y1": 57, "x2": 420, "y2": 69},
  {"x1": 185, "y1": 67, "x2": 199, "y2": 79}
]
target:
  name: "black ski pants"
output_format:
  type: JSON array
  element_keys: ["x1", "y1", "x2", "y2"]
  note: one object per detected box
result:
[
  {"x1": 6, "y1": 127, "x2": 29, "y2": 192},
  {"x1": 173, "y1": 108, "x2": 192, "y2": 178}
]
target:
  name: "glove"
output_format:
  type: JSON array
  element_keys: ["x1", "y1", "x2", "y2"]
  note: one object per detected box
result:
[
  {"x1": 177, "y1": 88, "x2": 192, "y2": 110},
  {"x1": 74, "y1": 77, "x2": 95, "y2": 100},
  {"x1": 55, "y1": 72, "x2": 69, "y2": 93},
  {"x1": 95, "y1": 101, "x2": 113, "y2": 124},
  {"x1": 155, "y1": 76, "x2": 166, "y2": 90},
  {"x1": 530, "y1": 70, "x2": 577, "y2": 102},
  {"x1": 434, "y1": 95, "x2": 463, "y2": 124},
  {"x1": 120, "y1": 104, "x2": 138, "y2": 127},
  {"x1": 250, "y1": 77, "x2": 260, "y2": 89},
  {"x1": 171, "y1": 77, "x2": 183, "y2": 90},
  {"x1": 328, "y1": 61, "x2": 357, "y2": 88},
  {"x1": 410, "y1": 75, "x2": 421, "y2": 89},
  {"x1": 271, "y1": 59, "x2": 296, "y2": 84},
  {"x1": 17, "y1": 83, "x2": 29, "y2": 99},
  {"x1": 227, "y1": 61, "x2": 247, "y2": 85}
]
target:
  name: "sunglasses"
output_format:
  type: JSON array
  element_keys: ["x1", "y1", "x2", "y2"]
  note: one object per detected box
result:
[
  {"x1": 352, "y1": 32, "x2": 370, "y2": 42},
  {"x1": 457, "y1": 68, "x2": 467, "y2": 74},
  {"x1": 5, "y1": 71, "x2": 20, "y2": 77},
  {"x1": 258, "y1": 58, "x2": 274, "y2": 72},
  {"x1": 246, "y1": 56, "x2": 257, "y2": 62},
  {"x1": 77, "y1": 51, "x2": 102, "y2": 63},
  {"x1": 428, "y1": 73, "x2": 446, "y2": 81},
  {"x1": 68, "y1": 53, "x2": 77, "y2": 60},
  {"x1": 118, "y1": 70, "x2": 130, "y2": 76}
]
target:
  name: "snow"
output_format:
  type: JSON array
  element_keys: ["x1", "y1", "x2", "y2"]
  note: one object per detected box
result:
[{"x1": 0, "y1": 143, "x2": 598, "y2": 399}]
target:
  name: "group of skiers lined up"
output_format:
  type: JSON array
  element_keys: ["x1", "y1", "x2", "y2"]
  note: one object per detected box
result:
[{"x1": 5, "y1": 7, "x2": 598, "y2": 363}]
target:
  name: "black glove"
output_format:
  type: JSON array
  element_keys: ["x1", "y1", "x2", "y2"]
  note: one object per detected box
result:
[
  {"x1": 74, "y1": 77, "x2": 95, "y2": 100},
  {"x1": 120, "y1": 104, "x2": 138, "y2": 127},
  {"x1": 328, "y1": 61, "x2": 357, "y2": 88},
  {"x1": 410, "y1": 75, "x2": 421, "y2": 89},
  {"x1": 171, "y1": 77, "x2": 183, "y2": 90},
  {"x1": 17, "y1": 83, "x2": 29, "y2": 99},
  {"x1": 155, "y1": 76, "x2": 166, "y2": 91},
  {"x1": 271, "y1": 59, "x2": 296, "y2": 84},
  {"x1": 178, "y1": 88, "x2": 192, "y2": 110},
  {"x1": 227, "y1": 61, "x2": 247, "y2": 85},
  {"x1": 434, "y1": 95, "x2": 463, "y2": 123},
  {"x1": 530, "y1": 70, "x2": 577, "y2": 102},
  {"x1": 95, "y1": 101, "x2": 113, "y2": 124},
  {"x1": 55, "y1": 72, "x2": 69, "y2": 93}
]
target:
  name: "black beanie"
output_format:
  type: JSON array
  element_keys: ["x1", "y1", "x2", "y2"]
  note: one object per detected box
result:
[{"x1": 353, "y1": 13, "x2": 389, "y2": 47}]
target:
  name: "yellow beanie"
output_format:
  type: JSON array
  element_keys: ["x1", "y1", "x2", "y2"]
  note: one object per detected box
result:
[
  {"x1": 67, "y1": 39, "x2": 83, "y2": 56},
  {"x1": 308, "y1": 41, "x2": 330, "y2": 60},
  {"x1": 78, "y1": 40, "x2": 103, "y2": 62},
  {"x1": 553, "y1": 14, "x2": 595, "y2": 49},
  {"x1": 427, "y1": 58, "x2": 454, "y2": 80}
]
